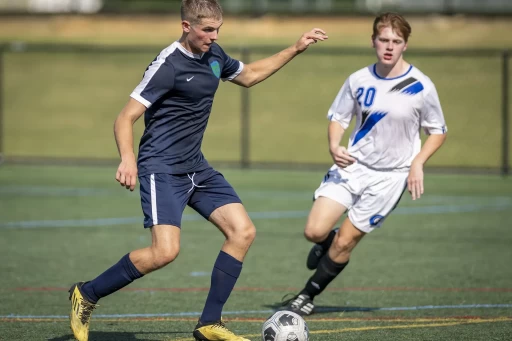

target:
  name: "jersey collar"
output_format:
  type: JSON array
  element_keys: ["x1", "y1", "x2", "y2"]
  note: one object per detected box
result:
[
  {"x1": 372, "y1": 64, "x2": 413, "y2": 80},
  {"x1": 175, "y1": 41, "x2": 204, "y2": 60}
]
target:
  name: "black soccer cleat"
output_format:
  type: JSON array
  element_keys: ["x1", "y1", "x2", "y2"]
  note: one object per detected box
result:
[
  {"x1": 280, "y1": 294, "x2": 315, "y2": 316},
  {"x1": 306, "y1": 244, "x2": 326, "y2": 270},
  {"x1": 306, "y1": 228, "x2": 338, "y2": 270}
]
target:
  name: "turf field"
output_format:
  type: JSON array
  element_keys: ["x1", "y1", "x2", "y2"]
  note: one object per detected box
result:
[{"x1": 1, "y1": 165, "x2": 511, "y2": 340}]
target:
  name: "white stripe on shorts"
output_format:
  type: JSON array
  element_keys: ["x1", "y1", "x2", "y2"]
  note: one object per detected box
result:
[{"x1": 150, "y1": 174, "x2": 158, "y2": 225}]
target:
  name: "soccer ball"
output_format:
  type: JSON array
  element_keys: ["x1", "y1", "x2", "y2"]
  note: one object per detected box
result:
[{"x1": 261, "y1": 310, "x2": 309, "y2": 341}]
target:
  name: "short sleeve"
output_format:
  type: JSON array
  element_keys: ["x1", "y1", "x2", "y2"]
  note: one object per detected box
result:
[
  {"x1": 218, "y1": 46, "x2": 243, "y2": 81},
  {"x1": 327, "y1": 78, "x2": 357, "y2": 129},
  {"x1": 421, "y1": 84, "x2": 447, "y2": 135},
  {"x1": 130, "y1": 57, "x2": 175, "y2": 108}
]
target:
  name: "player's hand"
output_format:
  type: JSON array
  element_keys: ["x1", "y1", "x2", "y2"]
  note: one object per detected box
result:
[
  {"x1": 116, "y1": 156, "x2": 138, "y2": 191},
  {"x1": 408, "y1": 161, "x2": 424, "y2": 200},
  {"x1": 294, "y1": 28, "x2": 328, "y2": 53},
  {"x1": 330, "y1": 146, "x2": 356, "y2": 168}
]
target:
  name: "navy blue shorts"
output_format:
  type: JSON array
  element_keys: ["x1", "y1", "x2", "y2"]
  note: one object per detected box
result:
[{"x1": 139, "y1": 167, "x2": 242, "y2": 228}]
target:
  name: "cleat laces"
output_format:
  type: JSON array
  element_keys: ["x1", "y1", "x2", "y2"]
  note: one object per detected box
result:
[
  {"x1": 290, "y1": 295, "x2": 307, "y2": 309},
  {"x1": 280, "y1": 293, "x2": 302, "y2": 307},
  {"x1": 78, "y1": 299, "x2": 97, "y2": 324},
  {"x1": 211, "y1": 320, "x2": 234, "y2": 334}
]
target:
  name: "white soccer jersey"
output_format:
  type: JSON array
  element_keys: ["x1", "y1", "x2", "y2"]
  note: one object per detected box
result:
[{"x1": 328, "y1": 64, "x2": 447, "y2": 171}]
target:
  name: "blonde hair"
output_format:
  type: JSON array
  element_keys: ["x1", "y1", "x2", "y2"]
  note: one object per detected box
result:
[
  {"x1": 372, "y1": 12, "x2": 412, "y2": 42},
  {"x1": 181, "y1": 0, "x2": 223, "y2": 25}
]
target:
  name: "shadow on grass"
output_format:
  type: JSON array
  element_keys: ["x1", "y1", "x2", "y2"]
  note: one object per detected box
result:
[
  {"x1": 265, "y1": 302, "x2": 381, "y2": 315},
  {"x1": 48, "y1": 331, "x2": 190, "y2": 341}
]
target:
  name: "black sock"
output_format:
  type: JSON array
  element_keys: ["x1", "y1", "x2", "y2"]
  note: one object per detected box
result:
[
  {"x1": 300, "y1": 255, "x2": 348, "y2": 299},
  {"x1": 318, "y1": 229, "x2": 337, "y2": 250}
]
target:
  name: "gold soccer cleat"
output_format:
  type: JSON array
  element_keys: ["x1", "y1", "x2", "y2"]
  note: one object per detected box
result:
[
  {"x1": 68, "y1": 282, "x2": 97, "y2": 341},
  {"x1": 193, "y1": 320, "x2": 251, "y2": 341}
]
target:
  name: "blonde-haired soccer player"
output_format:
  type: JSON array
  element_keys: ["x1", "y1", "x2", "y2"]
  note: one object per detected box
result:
[
  {"x1": 282, "y1": 12, "x2": 447, "y2": 316},
  {"x1": 68, "y1": 1, "x2": 327, "y2": 340}
]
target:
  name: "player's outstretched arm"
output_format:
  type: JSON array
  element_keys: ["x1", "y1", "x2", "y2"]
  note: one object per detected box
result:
[
  {"x1": 230, "y1": 28, "x2": 327, "y2": 88},
  {"x1": 408, "y1": 133, "x2": 447, "y2": 200},
  {"x1": 114, "y1": 98, "x2": 146, "y2": 191}
]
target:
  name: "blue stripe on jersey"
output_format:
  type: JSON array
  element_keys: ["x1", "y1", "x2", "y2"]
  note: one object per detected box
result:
[
  {"x1": 352, "y1": 112, "x2": 388, "y2": 146},
  {"x1": 372, "y1": 64, "x2": 413, "y2": 80},
  {"x1": 401, "y1": 81, "x2": 424, "y2": 95}
]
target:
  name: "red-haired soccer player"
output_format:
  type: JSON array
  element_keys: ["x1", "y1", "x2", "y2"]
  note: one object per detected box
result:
[{"x1": 282, "y1": 12, "x2": 447, "y2": 316}]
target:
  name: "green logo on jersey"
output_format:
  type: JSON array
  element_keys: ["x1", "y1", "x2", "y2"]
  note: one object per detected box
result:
[{"x1": 210, "y1": 61, "x2": 220, "y2": 78}]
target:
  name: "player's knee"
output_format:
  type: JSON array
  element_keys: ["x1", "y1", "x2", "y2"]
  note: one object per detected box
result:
[
  {"x1": 152, "y1": 246, "x2": 180, "y2": 269},
  {"x1": 239, "y1": 222, "x2": 256, "y2": 244},
  {"x1": 332, "y1": 236, "x2": 356, "y2": 255},
  {"x1": 228, "y1": 221, "x2": 256, "y2": 246},
  {"x1": 304, "y1": 225, "x2": 327, "y2": 243}
]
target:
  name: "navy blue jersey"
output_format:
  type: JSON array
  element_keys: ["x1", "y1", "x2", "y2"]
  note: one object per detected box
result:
[{"x1": 130, "y1": 42, "x2": 243, "y2": 176}]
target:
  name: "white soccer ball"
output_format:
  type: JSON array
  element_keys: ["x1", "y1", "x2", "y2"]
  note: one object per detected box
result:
[{"x1": 261, "y1": 310, "x2": 309, "y2": 341}]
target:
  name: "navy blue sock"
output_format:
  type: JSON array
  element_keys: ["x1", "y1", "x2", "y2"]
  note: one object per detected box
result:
[
  {"x1": 81, "y1": 253, "x2": 143, "y2": 303},
  {"x1": 200, "y1": 251, "x2": 243, "y2": 324}
]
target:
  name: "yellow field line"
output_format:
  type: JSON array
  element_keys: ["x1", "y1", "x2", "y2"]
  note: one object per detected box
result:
[
  {"x1": 309, "y1": 317, "x2": 512, "y2": 335},
  {"x1": 168, "y1": 317, "x2": 512, "y2": 341},
  {"x1": 2, "y1": 316, "x2": 510, "y2": 341}
]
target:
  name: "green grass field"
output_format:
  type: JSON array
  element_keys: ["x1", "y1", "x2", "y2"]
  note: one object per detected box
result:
[
  {"x1": 1, "y1": 15, "x2": 512, "y2": 169},
  {"x1": 1, "y1": 165, "x2": 511, "y2": 340},
  {"x1": 3, "y1": 49, "x2": 510, "y2": 169},
  {"x1": 2, "y1": 15, "x2": 512, "y2": 48}
]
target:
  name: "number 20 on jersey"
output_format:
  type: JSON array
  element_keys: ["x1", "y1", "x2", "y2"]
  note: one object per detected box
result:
[{"x1": 356, "y1": 87, "x2": 376, "y2": 108}]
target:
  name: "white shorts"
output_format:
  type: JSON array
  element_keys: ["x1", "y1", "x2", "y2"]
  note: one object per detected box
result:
[{"x1": 314, "y1": 163, "x2": 408, "y2": 233}]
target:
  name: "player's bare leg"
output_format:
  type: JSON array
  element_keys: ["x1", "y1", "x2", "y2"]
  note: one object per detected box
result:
[
  {"x1": 304, "y1": 197, "x2": 347, "y2": 269},
  {"x1": 193, "y1": 203, "x2": 255, "y2": 341},
  {"x1": 283, "y1": 216, "x2": 364, "y2": 316},
  {"x1": 130, "y1": 224, "x2": 181, "y2": 273},
  {"x1": 281, "y1": 197, "x2": 346, "y2": 315},
  {"x1": 328, "y1": 217, "x2": 365, "y2": 264},
  {"x1": 209, "y1": 203, "x2": 256, "y2": 262}
]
